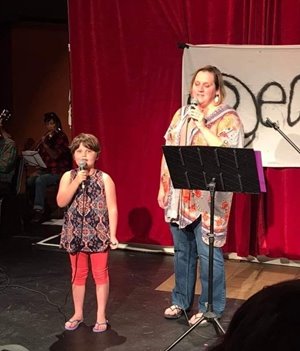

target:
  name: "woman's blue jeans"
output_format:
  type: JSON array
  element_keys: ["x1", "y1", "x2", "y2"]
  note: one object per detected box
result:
[{"x1": 169, "y1": 220, "x2": 226, "y2": 317}]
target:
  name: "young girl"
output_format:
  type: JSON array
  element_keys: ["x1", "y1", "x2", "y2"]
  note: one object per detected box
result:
[{"x1": 57, "y1": 133, "x2": 118, "y2": 332}]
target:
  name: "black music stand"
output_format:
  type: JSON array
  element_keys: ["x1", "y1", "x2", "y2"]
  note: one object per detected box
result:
[
  {"x1": 162, "y1": 145, "x2": 266, "y2": 350},
  {"x1": 22, "y1": 150, "x2": 46, "y2": 169}
]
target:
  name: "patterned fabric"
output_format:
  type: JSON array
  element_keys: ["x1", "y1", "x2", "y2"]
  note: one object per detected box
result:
[
  {"x1": 163, "y1": 104, "x2": 244, "y2": 247},
  {"x1": 38, "y1": 130, "x2": 72, "y2": 175},
  {"x1": 60, "y1": 169, "x2": 110, "y2": 253},
  {"x1": 0, "y1": 137, "x2": 17, "y2": 183}
]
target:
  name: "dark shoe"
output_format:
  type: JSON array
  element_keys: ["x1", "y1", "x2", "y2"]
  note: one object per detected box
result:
[
  {"x1": 164, "y1": 305, "x2": 183, "y2": 319},
  {"x1": 30, "y1": 210, "x2": 45, "y2": 224}
]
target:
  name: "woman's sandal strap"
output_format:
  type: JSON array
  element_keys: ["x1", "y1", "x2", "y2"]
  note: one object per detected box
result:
[{"x1": 164, "y1": 305, "x2": 183, "y2": 319}]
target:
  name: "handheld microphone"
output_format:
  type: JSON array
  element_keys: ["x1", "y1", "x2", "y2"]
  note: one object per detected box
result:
[
  {"x1": 79, "y1": 160, "x2": 87, "y2": 189},
  {"x1": 188, "y1": 97, "x2": 199, "y2": 120},
  {"x1": 190, "y1": 97, "x2": 199, "y2": 107}
]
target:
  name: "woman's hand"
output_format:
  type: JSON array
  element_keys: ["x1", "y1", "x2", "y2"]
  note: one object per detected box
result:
[
  {"x1": 189, "y1": 107, "x2": 206, "y2": 129},
  {"x1": 157, "y1": 187, "x2": 168, "y2": 209}
]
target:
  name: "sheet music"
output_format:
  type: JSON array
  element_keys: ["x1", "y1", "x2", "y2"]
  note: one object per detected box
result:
[{"x1": 22, "y1": 150, "x2": 47, "y2": 168}]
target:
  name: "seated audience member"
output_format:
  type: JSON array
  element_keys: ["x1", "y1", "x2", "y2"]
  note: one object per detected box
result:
[
  {"x1": 209, "y1": 279, "x2": 300, "y2": 351},
  {"x1": 0, "y1": 114, "x2": 17, "y2": 197},
  {"x1": 26, "y1": 112, "x2": 72, "y2": 223},
  {"x1": 0, "y1": 114, "x2": 17, "y2": 243}
]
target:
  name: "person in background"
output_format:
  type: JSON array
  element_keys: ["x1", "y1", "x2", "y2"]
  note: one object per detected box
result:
[
  {"x1": 158, "y1": 65, "x2": 244, "y2": 325},
  {"x1": 57, "y1": 133, "x2": 118, "y2": 332},
  {"x1": 209, "y1": 279, "x2": 300, "y2": 351},
  {"x1": 0, "y1": 110, "x2": 17, "y2": 245},
  {"x1": 0, "y1": 110, "x2": 17, "y2": 197},
  {"x1": 26, "y1": 112, "x2": 72, "y2": 223}
]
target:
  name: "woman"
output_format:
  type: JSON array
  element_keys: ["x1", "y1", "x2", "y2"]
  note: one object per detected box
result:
[{"x1": 158, "y1": 65, "x2": 244, "y2": 325}]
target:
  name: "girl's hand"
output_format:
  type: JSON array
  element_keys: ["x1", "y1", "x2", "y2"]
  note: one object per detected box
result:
[
  {"x1": 75, "y1": 170, "x2": 88, "y2": 186},
  {"x1": 109, "y1": 238, "x2": 119, "y2": 250}
]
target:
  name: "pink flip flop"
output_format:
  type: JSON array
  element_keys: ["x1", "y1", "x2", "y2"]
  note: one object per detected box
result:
[
  {"x1": 92, "y1": 320, "x2": 108, "y2": 333},
  {"x1": 65, "y1": 319, "x2": 83, "y2": 331}
]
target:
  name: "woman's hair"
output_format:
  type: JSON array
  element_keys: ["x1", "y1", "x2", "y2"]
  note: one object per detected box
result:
[
  {"x1": 189, "y1": 65, "x2": 226, "y2": 105},
  {"x1": 209, "y1": 279, "x2": 300, "y2": 351},
  {"x1": 44, "y1": 112, "x2": 63, "y2": 131},
  {"x1": 69, "y1": 133, "x2": 101, "y2": 155}
]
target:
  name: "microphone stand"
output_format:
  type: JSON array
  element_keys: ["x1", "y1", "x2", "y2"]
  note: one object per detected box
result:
[{"x1": 265, "y1": 118, "x2": 300, "y2": 154}]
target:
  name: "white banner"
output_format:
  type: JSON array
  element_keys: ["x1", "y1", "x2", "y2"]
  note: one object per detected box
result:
[{"x1": 182, "y1": 45, "x2": 300, "y2": 167}]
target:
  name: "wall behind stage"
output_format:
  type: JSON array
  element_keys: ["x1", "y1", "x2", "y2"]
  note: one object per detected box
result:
[
  {"x1": 0, "y1": 23, "x2": 71, "y2": 153},
  {"x1": 68, "y1": 0, "x2": 300, "y2": 259}
]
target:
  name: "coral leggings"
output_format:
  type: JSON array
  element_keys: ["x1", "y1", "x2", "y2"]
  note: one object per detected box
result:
[{"x1": 69, "y1": 251, "x2": 109, "y2": 285}]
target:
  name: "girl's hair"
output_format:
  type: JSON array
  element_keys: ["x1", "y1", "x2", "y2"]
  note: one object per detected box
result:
[
  {"x1": 69, "y1": 133, "x2": 101, "y2": 155},
  {"x1": 44, "y1": 112, "x2": 63, "y2": 131},
  {"x1": 189, "y1": 65, "x2": 226, "y2": 105}
]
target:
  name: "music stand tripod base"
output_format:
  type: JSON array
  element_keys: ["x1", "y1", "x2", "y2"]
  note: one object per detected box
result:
[{"x1": 164, "y1": 312, "x2": 225, "y2": 351}]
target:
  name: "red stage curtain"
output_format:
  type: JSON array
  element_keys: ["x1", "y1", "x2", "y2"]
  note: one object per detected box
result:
[{"x1": 68, "y1": 0, "x2": 300, "y2": 259}]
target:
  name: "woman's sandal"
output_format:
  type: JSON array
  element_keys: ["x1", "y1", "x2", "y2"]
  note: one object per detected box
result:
[
  {"x1": 65, "y1": 319, "x2": 83, "y2": 331},
  {"x1": 93, "y1": 320, "x2": 109, "y2": 333},
  {"x1": 189, "y1": 312, "x2": 221, "y2": 327},
  {"x1": 188, "y1": 312, "x2": 208, "y2": 326},
  {"x1": 164, "y1": 305, "x2": 183, "y2": 319}
]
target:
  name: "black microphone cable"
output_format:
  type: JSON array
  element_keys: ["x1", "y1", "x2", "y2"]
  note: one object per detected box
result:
[
  {"x1": 61, "y1": 167, "x2": 87, "y2": 323},
  {"x1": 0, "y1": 264, "x2": 68, "y2": 323}
]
